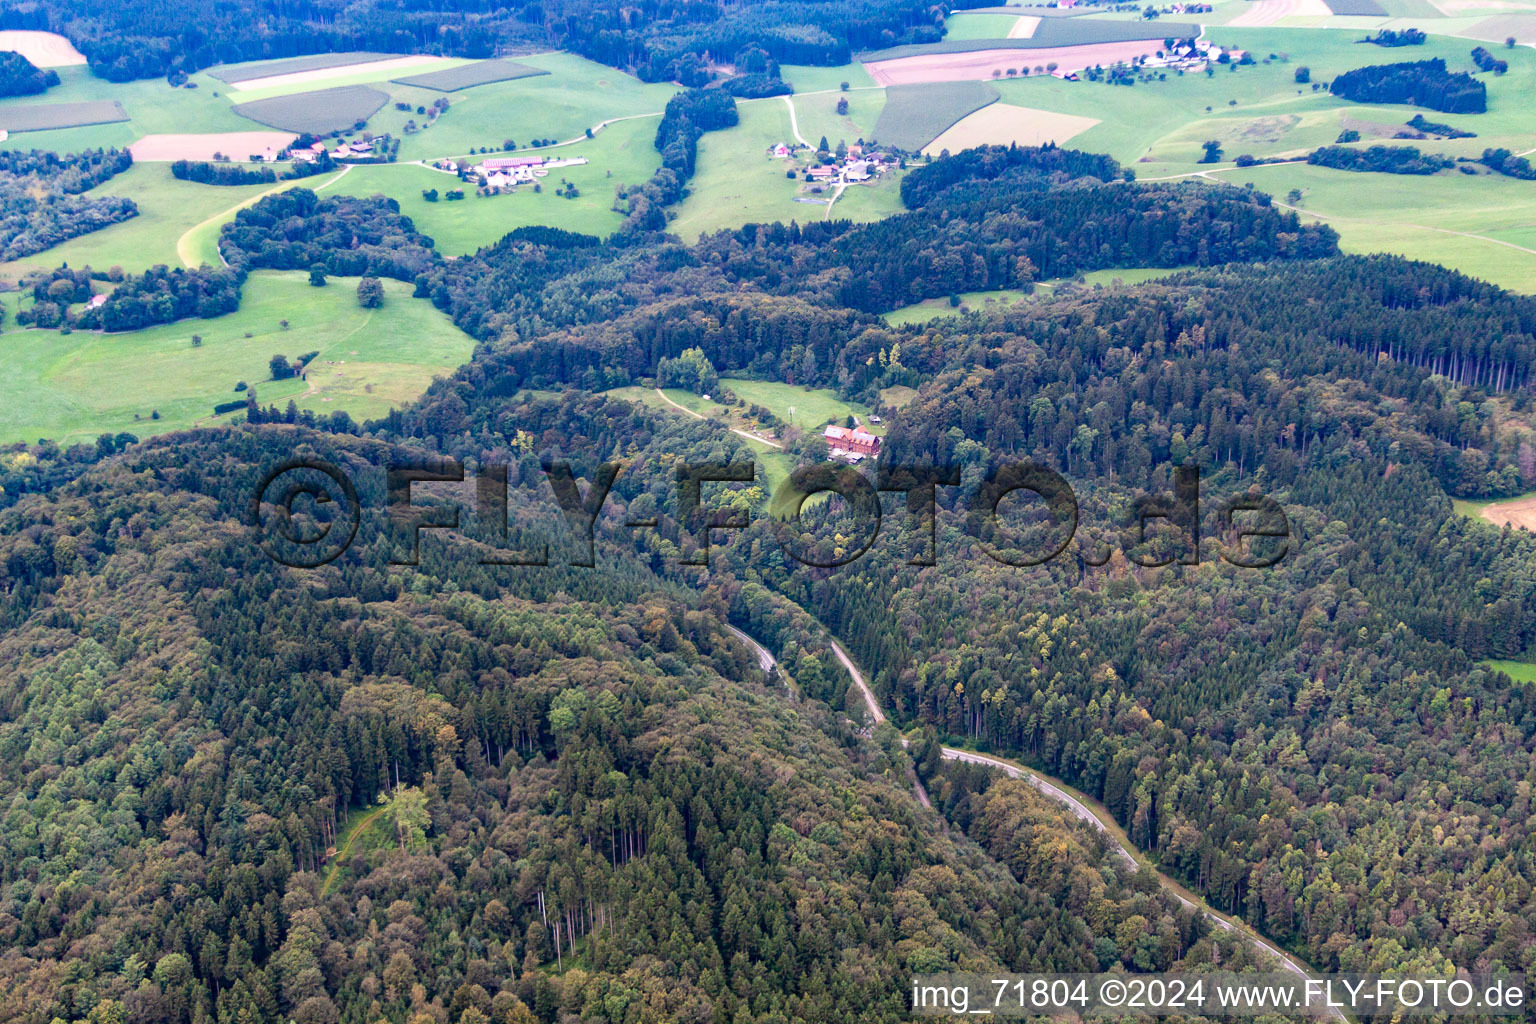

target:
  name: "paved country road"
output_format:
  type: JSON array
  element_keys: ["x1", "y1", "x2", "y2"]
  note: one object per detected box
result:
[{"x1": 737, "y1": 621, "x2": 1344, "y2": 1019}]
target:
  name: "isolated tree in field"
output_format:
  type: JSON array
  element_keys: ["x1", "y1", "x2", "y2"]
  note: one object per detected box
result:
[
  {"x1": 357, "y1": 277, "x2": 383, "y2": 308},
  {"x1": 836, "y1": 97, "x2": 849, "y2": 114},
  {"x1": 840, "y1": 81, "x2": 850, "y2": 91},
  {"x1": 191, "y1": 334, "x2": 202, "y2": 347},
  {"x1": 1295, "y1": 66, "x2": 1310, "y2": 83},
  {"x1": 1287, "y1": 188, "x2": 1303, "y2": 203},
  {"x1": 270, "y1": 354, "x2": 294, "y2": 380},
  {"x1": 308, "y1": 265, "x2": 327, "y2": 287},
  {"x1": 1200, "y1": 139, "x2": 1224, "y2": 163}
]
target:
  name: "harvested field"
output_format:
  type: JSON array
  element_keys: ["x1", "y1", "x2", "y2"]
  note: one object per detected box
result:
[
  {"x1": 128, "y1": 131, "x2": 298, "y2": 161},
  {"x1": 1230, "y1": 0, "x2": 1336, "y2": 24},
  {"x1": 229, "y1": 55, "x2": 447, "y2": 92},
  {"x1": 1322, "y1": 0, "x2": 1388, "y2": 11},
  {"x1": 1464, "y1": 13, "x2": 1536, "y2": 42},
  {"x1": 873, "y1": 81, "x2": 998, "y2": 150},
  {"x1": 0, "y1": 30, "x2": 86, "y2": 66},
  {"x1": 862, "y1": 18, "x2": 1198, "y2": 59},
  {"x1": 1479, "y1": 494, "x2": 1536, "y2": 532},
  {"x1": 867, "y1": 41, "x2": 1165, "y2": 85},
  {"x1": 232, "y1": 85, "x2": 389, "y2": 134},
  {"x1": 1009, "y1": 16, "x2": 1043, "y2": 37},
  {"x1": 0, "y1": 100, "x2": 127, "y2": 133},
  {"x1": 207, "y1": 52, "x2": 397, "y2": 84},
  {"x1": 391, "y1": 58, "x2": 549, "y2": 91},
  {"x1": 923, "y1": 103, "x2": 1099, "y2": 154}
]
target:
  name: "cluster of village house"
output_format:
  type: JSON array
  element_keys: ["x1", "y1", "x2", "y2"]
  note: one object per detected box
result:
[
  {"x1": 425, "y1": 154, "x2": 590, "y2": 192},
  {"x1": 1146, "y1": 38, "x2": 1244, "y2": 72},
  {"x1": 770, "y1": 142, "x2": 893, "y2": 185},
  {"x1": 260, "y1": 140, "x2": 380, "y2": 163}
]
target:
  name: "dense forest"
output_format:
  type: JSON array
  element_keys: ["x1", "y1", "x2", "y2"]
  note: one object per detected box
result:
[
  {"x1": 7, "y1": 141, "x2": 1536, "y2": 1022},
  {"x1": 0, "y1": 0, "x2": 976, "y2": 82},
  {"x1": 0, "y1": 148, "x2": 136, "y2": 261},
  {"x1": 1328, "y1": 57, "x2": 1487, "y2": 113},
  {"x1": 0, "y1": 49, "x2": 58, "y2": 95},
  {"x1": 1305, "y1": 143, "x2": 1455, "y2": 174}
]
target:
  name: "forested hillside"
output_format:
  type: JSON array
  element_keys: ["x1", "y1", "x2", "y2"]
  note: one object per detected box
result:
[
  {"x1": 0, "y1": 415, "x2": 1274, "y2": 1024},
  {"x1": 0, "y1": 0, "x2": 971, "y2": 82},
  {"x1": 6, "y1": 142, "x2": 1536, "y2": 1021}
]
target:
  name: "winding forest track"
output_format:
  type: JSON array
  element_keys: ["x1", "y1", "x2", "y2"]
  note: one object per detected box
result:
[
  {"x1": 740, "y1": 622, "x2": 1341, "y2": 1017},
  {"x1": 321, "y1": 802, "x2": 388, "y2": 896}
]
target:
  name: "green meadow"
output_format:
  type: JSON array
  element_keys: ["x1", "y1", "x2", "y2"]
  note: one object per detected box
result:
[
  {"x1": 671, "y1": 99, "x2": 822, "y2": 240},
  {"x1": 336, "y1": 116, "x2": 661, "y2": 253},
  {"x1": 790, "y1": 89, "x2": 886, "y2": 150},
  {"x1": 603, "y1": 377, "x2": 881, "y2": 497},
  {"x1": 0, "y1": 162, "x2": 280, "y2": 279},
  {"x1": 1217, "y1": 162, "x2": 1536, "y2": 293},
  {"x1": 0, "y1": 65, "x2": 253, "y2": 151},
  {"x1": 884, "y1": 267, "x2": 1203, "y2": 325},
  {"x1": 0, "y1": 272, "x2": 474, "y2": 445},
  {"x1": 943, "y1": 12, "x2": 1027, "y2": 39},
  {"x1": 382, "y1": 53, "x2": 676, "y2": 162},
  {"x1": 722, "y1": 378, "x2": 879, "y2": 433},
  {"x1": 1482, "y1": 659, "x2": 1536, "y2": 684}
]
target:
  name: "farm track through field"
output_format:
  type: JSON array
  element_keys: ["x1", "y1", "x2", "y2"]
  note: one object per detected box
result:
[
  {"x1": 652, "y1": 388, "x2": 785, "y2": 449},
  {"x1": 430, "y1": 112, "x2": 661, "y2": 165},
  {"x1": 176, "y1": 165, "x2": 352, "y2": 268},
  {"x1": 782, "y1": 96, "x2": 810, "y2": 148},
  {"x1": 731, "y1": 621, "x2": 1344, "y2": 1018}
]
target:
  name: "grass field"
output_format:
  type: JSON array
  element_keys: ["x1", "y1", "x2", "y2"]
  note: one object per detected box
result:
[
  {"x1": 981, "y1": 27, "x2": 1536, "y2": 170},
  {"x1": 873, "y1": 81, "x2": 999, "y2": 151},
  {"x1": 0, "y1": 66, "x2": 258, "y2": 152},
  {"x1": 337, "y1": 117, "x2": 658, "y2": 253},
  {"x1": 1482, "y1": 659, "x2": 1536, "y2": 683},
  {"x1": 778, "y1": 64, "x2": 877, "y2": 92},
  {"x1": 386, "y1": 53, "x2": 676, "y2": 162},
  {"x1": 604, "y1": 378, "x2": 880, "y2": 497},
  {"x1": 392, "y1": 59, "x2": 549, "y2": 91},
  {"x1": 791, "y1": 89, "x2": 886, "y2": 149},
  {"x1": 885, "y1": 288, "x2": 1036, "y2": 325},
  {"x1": 944, "y1": 12, "x2": 1027, "y2": 39},
  {"x1": 1210, "y1": 162, "x2": 1536, "y2": 292},
  {"x1": 828, "y1": 173, "x2": 909, "y2": 223},
  {"x1": 884, "y1": 267, "x2": 1204, "y2": 324},
  {"x1": 0, "y1": 162, "x2": 287, "y2": 280},
  {"x1": 724, "y1": 378, "x2": 879, "y2": 433},
  {"x1": 0, "y1": 272, "x2": 474, "y2": 444},
  {"x1": 671, "y1": 99, "x2": 820, "y2": 239}
]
